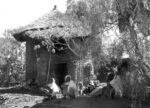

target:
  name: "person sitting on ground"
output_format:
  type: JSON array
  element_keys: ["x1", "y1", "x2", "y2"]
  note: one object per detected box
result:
[
  {"x1": 83, "y1": 77, "x2": 95, "y2": 95},
  {"x1": 78, "y1": 81, "x2": 85, "y2": 96},
  {"x1": 41, "y1": 78, "x2": 62, "y2": 99},
  {"x1": 61, "y1": 75, "x2": 78, "y2": 99}
]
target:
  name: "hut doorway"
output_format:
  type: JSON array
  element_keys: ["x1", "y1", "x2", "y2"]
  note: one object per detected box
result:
[{"x1": 54, "y1": 63, "x2": 68, "y2": 86}]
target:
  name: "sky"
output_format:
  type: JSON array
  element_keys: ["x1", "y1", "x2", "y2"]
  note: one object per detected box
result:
[
  {"x1": 0, "y1": 0, "x2": 67, "y2": 37},
  {"x1": 0, "y1": 0, "x2": 117, "y2": 46}
]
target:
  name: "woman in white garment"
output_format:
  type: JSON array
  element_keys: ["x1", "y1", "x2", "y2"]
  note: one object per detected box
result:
[
  {"x1": 61, "y1": 75, "x2": 78, "y2": 99},
  {"x1": 42, "y1": 78, "x2": 62, "y2": 99},
  {"x1": 47, "y1": 78, "x2": 61, "y2": 97}
]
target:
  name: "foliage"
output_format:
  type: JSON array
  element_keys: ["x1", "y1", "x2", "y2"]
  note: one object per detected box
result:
[
  {"x1": 67, "y1": 1, "x2": 150, "y2": 106},
  {"x1": 66, "y1": 0, "x2": 116, "y2": 36},
  {"x1": 104, "y1": 1, "x2": 150, "y2": 107},
  {"x1": 66, "y1": 0, "x2": 116, "y2": 69},
  {"x1": 0, "y1": 30, "x2": 25, "y2": 87}
]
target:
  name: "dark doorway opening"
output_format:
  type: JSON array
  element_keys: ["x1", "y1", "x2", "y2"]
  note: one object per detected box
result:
[{"x1": 54, "y1": 63, "x2": 68, "y2": 86}]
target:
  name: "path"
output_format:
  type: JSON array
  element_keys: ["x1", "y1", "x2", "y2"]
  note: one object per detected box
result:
[{"x1": 0, "y1": 87, "x2": 150, "y2": 108}]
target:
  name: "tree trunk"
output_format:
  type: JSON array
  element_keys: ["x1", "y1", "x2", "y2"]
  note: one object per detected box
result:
[
  {"x1": 128, "y1": 24, "x2": 142, "y2": 59},
  {"x1": 128, "y1": 24, "x2": 143, "y2": 108}
]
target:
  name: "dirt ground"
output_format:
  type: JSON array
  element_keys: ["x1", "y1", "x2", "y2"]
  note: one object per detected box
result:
[{"x1": 0, "y1": 87, "x2": 150, "y2": 108}]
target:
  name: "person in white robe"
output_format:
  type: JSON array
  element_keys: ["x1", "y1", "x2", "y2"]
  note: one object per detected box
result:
[
  {"x1": 42, "y1": 78, "x2": 62, "y2": 99},
  {"x1": 61, "y1": 75, "x2": 78, "y2": 99}
]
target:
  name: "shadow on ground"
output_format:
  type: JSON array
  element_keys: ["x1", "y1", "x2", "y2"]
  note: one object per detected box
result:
[
  {"x1": 31, "y1": 97, "x2": 129, "y2": 108},
  {"x1": 31, "y1": 96, "x2": 150, "y2": 108},
  {"x1": 0, "y1": 87, "x2": 150, "y2": 108}
]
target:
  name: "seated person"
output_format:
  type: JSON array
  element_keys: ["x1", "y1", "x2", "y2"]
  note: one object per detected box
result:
[
  {"x1": 41, "y1": 78, "x2": 62, "y2": 99},
  {"x1": 78, "y1": 82, "x2": 85, "y2": 96},
  {"x1": 83, "y1": 81, "x2": 95, "y2": 95},
  {"x1": 61, "y1": 75, "x2": 78, "y2": 99}
]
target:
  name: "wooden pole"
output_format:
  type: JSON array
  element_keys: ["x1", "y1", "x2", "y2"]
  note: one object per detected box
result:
[{"x1": 47, "y1": 50, "x2": 51, "y2": 82}]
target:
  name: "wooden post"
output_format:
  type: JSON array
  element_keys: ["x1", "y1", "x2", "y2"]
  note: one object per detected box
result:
[{"x1": 47, "y1": 51, "x2": 51, "y2": 82}]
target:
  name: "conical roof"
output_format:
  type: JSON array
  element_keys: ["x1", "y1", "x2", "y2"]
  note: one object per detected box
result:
[{"x1": 12, "y1": 9, "x2": 91, "y2": 42}]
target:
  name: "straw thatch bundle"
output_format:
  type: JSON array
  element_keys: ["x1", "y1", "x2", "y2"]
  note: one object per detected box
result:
[
  {"x1": 11, "y1": 8, "x2": 93, "y2": 58},
  {"x1": 12, "y1": 9, "x2": 91, "y2": 42}
]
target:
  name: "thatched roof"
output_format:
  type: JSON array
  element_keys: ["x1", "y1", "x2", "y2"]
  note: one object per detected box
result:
[{"x1": 12, "y1": 9, "x2": 91, "y2": 42}]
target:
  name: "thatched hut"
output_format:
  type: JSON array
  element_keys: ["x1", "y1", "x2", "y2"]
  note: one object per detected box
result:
[{"x1": 12, "y1": 8, "x2": 91, "y2": 86}]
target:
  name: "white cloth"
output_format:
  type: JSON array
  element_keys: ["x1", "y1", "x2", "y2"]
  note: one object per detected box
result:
[
  {"x1": 47, "y1": 78, "x2": 60, "y2": 93},
  {"x1": 89, "y1": 86, "x2": 103, "y2": 96},
  {"x1": 89, "y1": 83, "x2": 107, "y2": 96},
  {"x1": 90, "y1": 80, "x2": 95, "y2": 86}
]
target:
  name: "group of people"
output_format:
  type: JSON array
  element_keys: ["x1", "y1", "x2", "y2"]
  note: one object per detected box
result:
[
  {"x1": 40, "y1": 73, "x2": 115, "y2": 100},
  {"x1": 41, "y1": 75, "x2": 78, "y2": 99},
  {"x1": 29, "y1": 66, "x2": 123, "y2": 100},
  {"x1": 81, "y1": 66, "x2": 123, "y2": 99},
  {"x1": 41, "y1": 74, "x2": 101, "y2": 100}
]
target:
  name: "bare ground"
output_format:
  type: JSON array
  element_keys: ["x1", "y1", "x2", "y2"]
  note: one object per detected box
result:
[{"x1": 0, "y1": 87, "x2": 150, "y2": 108}]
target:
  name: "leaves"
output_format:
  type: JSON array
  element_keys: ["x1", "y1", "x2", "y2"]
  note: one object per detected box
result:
[
  {"x1": 66, "y1": 0, "x2": 116, "y2": 36},
  {"x1": 0, "y1": 34, "x2": 25, "y2": 86}
]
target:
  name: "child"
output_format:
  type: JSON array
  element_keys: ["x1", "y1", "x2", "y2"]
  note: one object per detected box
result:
[{"x1": 78, "y1": 82, "x2": 85, "y2": 96}]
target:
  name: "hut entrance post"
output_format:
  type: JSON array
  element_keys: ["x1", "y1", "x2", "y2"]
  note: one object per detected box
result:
[{"x1": 47, "y1": 50, "x2": 51, "y2": 82}]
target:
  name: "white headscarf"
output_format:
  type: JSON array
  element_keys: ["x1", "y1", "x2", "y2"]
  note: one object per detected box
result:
[
  {"x1": 48, "y1": 78, "x2": 60, "y2": 93},
  {"x1": 65, "y1": 75, "x2": 71, "y2": 82},
  {"x1": 64, "y1": 75, "x2": 78, "y2": 98}
]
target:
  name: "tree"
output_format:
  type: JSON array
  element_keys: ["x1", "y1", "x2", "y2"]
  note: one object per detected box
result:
[
  {"x1": 66, "y1": 0, "x2": 117, "y2": 69},
  {"x1": 112, "y1": 0, "x2": 150, "y2": 107},
  {"x1": 66, "y1": 0, "x2": 116, "y2": 36},
  {"x1": 67, "y1": 0, "x2": 150, "y2": 107},
  {"x1": 0, "y1": 30, "x2": 25, "y2": 87}
]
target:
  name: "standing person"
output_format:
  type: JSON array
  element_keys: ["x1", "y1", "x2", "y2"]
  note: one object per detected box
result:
[{"x1": 61, "y1": 75, "x2": 78, "y2": 99}]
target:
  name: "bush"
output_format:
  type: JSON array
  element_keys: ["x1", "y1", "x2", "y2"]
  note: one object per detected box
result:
[{"x1": 0, "y1": 37, "x2": 25, "y2": 87}]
